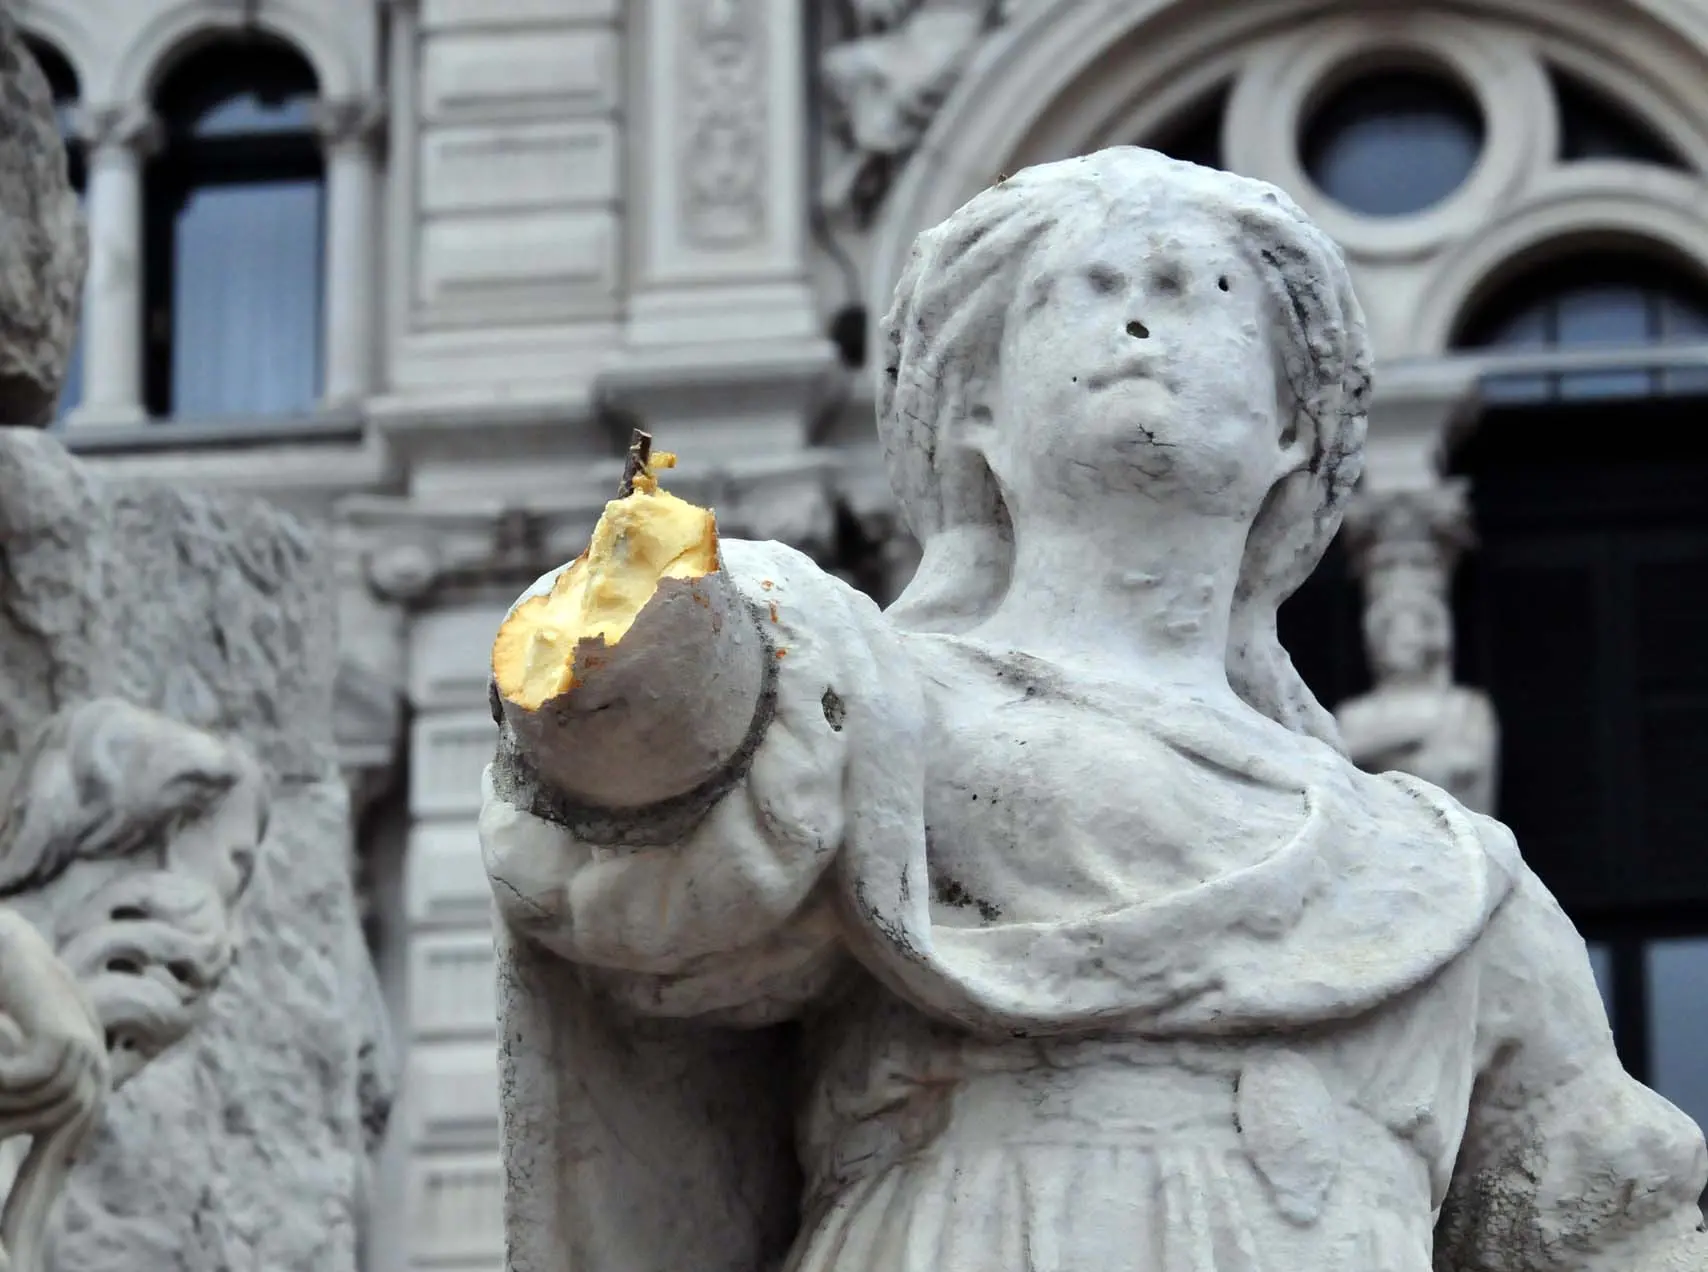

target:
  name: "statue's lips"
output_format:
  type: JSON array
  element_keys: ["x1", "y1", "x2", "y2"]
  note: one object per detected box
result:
[{"x1": 1084, "y1": 358, "x2": 1170, "y2": 393}]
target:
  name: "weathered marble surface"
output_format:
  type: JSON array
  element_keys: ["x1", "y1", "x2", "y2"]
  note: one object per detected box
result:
[
  {"x1": 483, "y1": 149, "x2": 1708, "y2": 1271},
  {"x1": 1335, "y1": 482, "x2": 1500, "y2": 814},
  {"x1": 0, "y1": 11, "x2": 85, "y2": 427},
  {"x1": 0, "y1": 430, "x2": 387, "y2": 1271},
  {"x1": 0, "y1": 697, "x2": 263, "y2": 1272}
]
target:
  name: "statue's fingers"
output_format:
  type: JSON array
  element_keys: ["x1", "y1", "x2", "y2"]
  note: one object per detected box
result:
[{"x1": 0, "y1": 1039, "x2": 71, "y2": 1110}]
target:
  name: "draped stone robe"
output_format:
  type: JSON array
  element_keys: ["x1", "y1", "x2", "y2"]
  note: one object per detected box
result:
[{"x1": 483, "y1": 539, "x2": 1708, "y2": 1272}]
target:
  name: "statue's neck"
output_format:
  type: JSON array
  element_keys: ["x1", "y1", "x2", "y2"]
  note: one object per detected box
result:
[
  {"x1": 971, "y1": 514, "x2": 1248, "y2": 702},
  {"x1": 1373, "y1": 663, "x2": 1454, "y2": 693}
]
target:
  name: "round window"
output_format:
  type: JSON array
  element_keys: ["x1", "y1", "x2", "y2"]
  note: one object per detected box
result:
[{"x1": 1301, "y1": 68, "x2": 1485, "y2": 217}]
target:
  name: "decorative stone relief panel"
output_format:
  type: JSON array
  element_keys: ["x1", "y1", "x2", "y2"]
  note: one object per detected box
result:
[{"x1": 681, "y1": 0, "x2": 769, "y2": 247}]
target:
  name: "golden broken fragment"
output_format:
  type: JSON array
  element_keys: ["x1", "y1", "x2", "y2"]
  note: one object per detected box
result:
[{"x1": 491, "y1": 443, "x2": 718, "y2": 711}]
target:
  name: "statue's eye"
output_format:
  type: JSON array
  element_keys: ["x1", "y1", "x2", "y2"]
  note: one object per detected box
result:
[
  {"x1": 1086, "y1": 264, "x2": 1124, "y2": 295},
  {"x1": 1218, "y1": 276, "x2": 1231, "y2": 292}
]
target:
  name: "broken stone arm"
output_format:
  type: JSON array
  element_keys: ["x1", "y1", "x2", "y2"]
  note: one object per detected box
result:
[
  {"x1": 483, "y1": 540, "x2": 859, "y2": 1026},
  {"x1": 488, "y1": 548, "x2": 775, "y2": 826},
  {"x1": 1436, "y1": 868, "x2": 1708, "y2": 1270}
]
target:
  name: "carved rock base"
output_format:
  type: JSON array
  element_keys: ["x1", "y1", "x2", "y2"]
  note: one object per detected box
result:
[{"x1": 0, "y1": 430, "x2": 384, "y2": 1272}]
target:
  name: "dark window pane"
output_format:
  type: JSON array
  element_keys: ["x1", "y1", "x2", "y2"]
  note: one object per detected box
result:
[
  {"x1": 171, "y1": 178, "x2": 323, "y2": 418},
  {"x1": 158, "y1": 39, "x2": 319, "y2": 141},
  {"x1": 1586, "y1": 940, "x2": 1615, "y2": 1018},
  {"x1": 1301, "y1": 69, "x2": 1483, "y2": 217},
  {"x1": 1555, "y1": 285, "x2": 1653, "y2": 345},
  {"x1": 1558, "y1": 369, "x2": 1655, "y2": 400},
  {"x1": 149, "y1": 38, "x2": 324, "y2": 422},
  {"x1": 1277, "y1": 539, "x2": 1368, "y2": 710},
  {"x1": 190, "y1": 88, "x2": 316, "y2": 138},
  {"x1": 1455, "y1": 532, "x2": 1606, "y2": 904},
  {"x1": 1481, "y1": 373, "x2": 1553, "y2": 405},
  {"x1": 1147, "y1": 84, "x2": 1230, "y2": 172},
  {"x1": 22, "y1": 38, "x2": 77, "y2": 105},
  {"x1": 1552, "y1": 68, "x2": 1686, "y2": 167},
  {"x1": 1647, "y1": 938, "x2": 1708, "y2": 1135},
  {"x1": 1458, "y1": 254, "x2": 1708, "y2": 403}
]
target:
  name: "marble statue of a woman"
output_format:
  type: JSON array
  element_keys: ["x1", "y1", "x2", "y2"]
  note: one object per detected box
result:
[{"x1": 481, "y1": 148, "x2": 1708, "y2": 1272}]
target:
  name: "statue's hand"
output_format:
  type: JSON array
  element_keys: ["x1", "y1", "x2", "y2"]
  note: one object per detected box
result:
[
  {"x1": 0, "y1": 908, "x2": 109, "y2": 1272},
  {"x1": 0, "y1": 909, "x2": 107, "y2": 1130}
]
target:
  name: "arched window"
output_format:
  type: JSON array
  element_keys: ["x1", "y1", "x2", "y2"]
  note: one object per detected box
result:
[
  {"x1": 1454, "y1": 251, "x2": 1708, "y2": 404},
  {"x1": 24, "y1": 37, "x2": 84, "y2": 421},
  {"x1": 145, "y1": 39, "x2": 324, "y2": 420}
]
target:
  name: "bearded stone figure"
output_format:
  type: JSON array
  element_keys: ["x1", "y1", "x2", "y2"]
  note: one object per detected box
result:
[
  {"x1": 480, "y1": 149, "x2": 1708, "y2": 1272},
  {"x1": 0, "y1": 700, "x2": 261, "y2": 1272}
]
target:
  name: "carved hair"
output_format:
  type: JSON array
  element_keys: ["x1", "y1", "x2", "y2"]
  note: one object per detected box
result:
[
  {"x1": 0, "y1": 699, "x2": 265, "y2": 896},
  {"x1": 877, "y1": 147, "x2": 1372, "y2": 748}
]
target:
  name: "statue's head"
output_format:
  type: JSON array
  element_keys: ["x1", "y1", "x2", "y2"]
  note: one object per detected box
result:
[
  {"x1": 878, "y1": 147, "x2": 1372, "y2": 746},
  {"x1": 1363, "y1": 566, "x2": 1454, "y2": 683},
  {"x1": 0, "y1": 699, "x2": 269, "y2": 1082},
  {"x1": 1341, "y1": 482, "x2": 1472, "y2": 686}
]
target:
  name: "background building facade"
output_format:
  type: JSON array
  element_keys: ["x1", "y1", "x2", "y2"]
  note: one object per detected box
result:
[{"x1": 12, "y1": 0, "x2": 1708, "y2": 1267}]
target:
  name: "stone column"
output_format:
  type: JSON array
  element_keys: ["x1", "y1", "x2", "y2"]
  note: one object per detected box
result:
[
  {"x1": 316, "y1": 99, "x2": 385, "y2": 409},
  {"x1": 615, "y1": 0, "x2": 835, "y2": 456},
  {"x1": 68, "y1": 103, "x2": 157, "y2": 428}
]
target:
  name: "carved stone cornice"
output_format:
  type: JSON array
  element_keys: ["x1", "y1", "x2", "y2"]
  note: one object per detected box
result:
[
  {"x1": 71, "y1": 101, "x2": 162, "y2": 158},
  {"x1": 312, "y1": 97, "x2": 388, "y2": 154},
  {"x1": 338, "y1": 449, "x2": 849, "y2": 605},
  {"x1": 682, "y1": 0, "x2": 769, "y2": 247}
]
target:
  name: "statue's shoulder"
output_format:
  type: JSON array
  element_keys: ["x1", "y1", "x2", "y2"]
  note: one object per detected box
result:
[
  {"x1": 1340, "y1": 763, "x2": 1525, "y2": 891},
  {"x1": 716, "y1": 536, "x2": 905, "y2": 679}
]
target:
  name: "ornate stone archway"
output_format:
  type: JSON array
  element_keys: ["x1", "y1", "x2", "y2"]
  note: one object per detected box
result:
[{"x1": 869, "y1": 0, "x2": 1708, "y2": 356}]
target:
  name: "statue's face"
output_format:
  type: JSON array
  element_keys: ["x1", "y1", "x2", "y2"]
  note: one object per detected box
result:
[
  {"x1": 163, "y1": 768, "x2": 266, "y2": 907},
  {"x1": 983, "y1": 197, "x2": 1299, "y2": 527},
  {"x1": 1365, "y1": 571, "x2": 1453, "y2": 681}
]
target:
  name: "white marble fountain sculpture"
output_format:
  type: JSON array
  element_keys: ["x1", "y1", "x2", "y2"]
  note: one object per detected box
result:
[
  {"x1": 480, "y1": 148, "x2": 1708, "y2": 1271},
  {"x1": 0, "y1": 699, "x2": 260, "y2": 1272}
]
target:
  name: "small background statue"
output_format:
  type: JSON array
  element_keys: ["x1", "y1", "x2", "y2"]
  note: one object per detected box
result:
[
  {"x1": 0, "y1": 699, "x2": 262, "y2": 1272},
  {"x1": 1334, "y1": 482, "x2": 1501, "y2": 814}
]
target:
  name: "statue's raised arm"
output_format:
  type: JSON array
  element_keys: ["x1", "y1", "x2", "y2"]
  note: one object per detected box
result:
[{"x1": 481, "y1": 147, "x2": 1708, "y2": 1272}]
